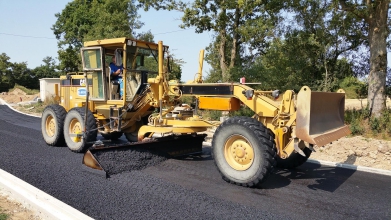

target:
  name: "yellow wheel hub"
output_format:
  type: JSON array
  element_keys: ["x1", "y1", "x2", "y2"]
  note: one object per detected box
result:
[
  {"x1": 69, "y1": 118, "x2": 82, "y2": 142},
  {"x1": 45, "y1": 115, "x2": 56, "y2": 137},
  {"x1": 224, "y1": 135, "x2": 254, "y2": 171}
]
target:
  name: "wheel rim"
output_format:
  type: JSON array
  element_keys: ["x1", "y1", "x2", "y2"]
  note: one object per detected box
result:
[
  {"x1": 45, "y1": 115, "x2": 56, "y2": 137},
  {"x1": 69, "y1": 118, "x2": 82, "y2": 143},
  {"x1": 224, "y1": 135, "x2": 254, "y2": 171}
]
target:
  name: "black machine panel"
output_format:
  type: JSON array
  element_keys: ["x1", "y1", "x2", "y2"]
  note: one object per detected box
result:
[{"x1": 178, "y1": 85, "x2": 233, "y2": 95}]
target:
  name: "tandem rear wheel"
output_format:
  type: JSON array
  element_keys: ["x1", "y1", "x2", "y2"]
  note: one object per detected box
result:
[
  {"x1": 41, "y1": 104, "x2": 67, "y2": 146},
  {"x1": 63, "y1": 107, "x2": 97, "y2": 153}
]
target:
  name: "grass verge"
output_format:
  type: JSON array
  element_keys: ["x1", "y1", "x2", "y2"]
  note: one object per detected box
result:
[
  {"x1": 15, "y1": 96, "x2": 58, "y2": 116},
  {"x1": 0, "y1": 208, "x2": 9, "y2": 220},
  {"x1": 345, "y1": 107, "x2": 391, "y2": 140}
]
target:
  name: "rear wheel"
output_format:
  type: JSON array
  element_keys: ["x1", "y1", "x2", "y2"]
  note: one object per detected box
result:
[
  {"x1": 101, "y1": 132, "x2": 123, "y2": 140},
  {"x1": 212, "y1": 117, "x2": 276, "y2": 187},
  {"x1": 41, "y1": 105, "x2": 66, "y2": 146},
  {"x1": 63, "y1": 108, "x2": 97, "y2": 153},
  {"x1": 276, "y1": 146, "x2": 312, "y2": 169}
]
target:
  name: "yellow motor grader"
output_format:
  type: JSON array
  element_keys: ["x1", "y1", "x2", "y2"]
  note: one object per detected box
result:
[{"x1": 41, "y1": 37, "x2": 350, "y2": 187}]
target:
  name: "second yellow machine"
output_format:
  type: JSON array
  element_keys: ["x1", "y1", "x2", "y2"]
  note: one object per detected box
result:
[{"x1": 41, "y1": 37, "x2": 350, "y2": 187}]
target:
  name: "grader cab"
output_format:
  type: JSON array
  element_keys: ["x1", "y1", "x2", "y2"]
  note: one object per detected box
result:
[{"x1": 41, "y1": 37, "x2": 350, "y2": 187}]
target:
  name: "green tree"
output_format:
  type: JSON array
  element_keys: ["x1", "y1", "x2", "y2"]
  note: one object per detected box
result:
[
  {"x1": 52, "y1": 0, "x2": 142, "y2": 72},
  {"x1": 32, "y1": 57, "x2": 60, "y2": 79},
  {"x1": 337, "y1": 0, "x2": 390, "y2": 117},
  {"x1": 11, "y1": 61, "x2": 37, "y2": 89},
  {"x1": 0, "y1": 53, "x2": 13, "y2": 92},
  {"x1": 139, "y1": 0, "x2": 281, "y2": 82},
  {"x1": 144, "y1": 55, "x2": 183, "y2": 80}
]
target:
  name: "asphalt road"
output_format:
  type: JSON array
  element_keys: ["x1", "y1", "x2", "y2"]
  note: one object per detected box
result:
[{"x1": 0, "y1": 105, "x2": 390, "y2": 219}]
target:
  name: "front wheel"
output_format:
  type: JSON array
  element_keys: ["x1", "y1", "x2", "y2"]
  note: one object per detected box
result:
[
  {"x1": 63, "y1": 108, "x2": 97, "y2": 153},
  {"x1": 212, "y1": 117, "x2": 276, "y2": 187}
]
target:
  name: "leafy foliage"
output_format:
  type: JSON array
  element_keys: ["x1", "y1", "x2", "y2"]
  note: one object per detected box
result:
[
  {"x1": 345, "y1": 106, "x2": 391, "y2": 138},
  {"x1": 143, "y1": 55, "x2": 183, "y2": 80},
  {"x1": 0, "y1": 53, "x2": 14, "y2": 92},
  {"x1": 52, "y1": 0, "x2": 143, "y2": 72},
  {"x1": 32, "y1": 57, "x2": 60, "y2": 79},
  {"x1": 339, "y1": 76, "x2": 367, "y2": 99},
  {"x1": 335, "y1": 0, "x2": 390, "y2": 117},
  {"x1": 0, "y1": 53, "x2": 60, "y2": 92},
  {"x1": 139, "y1": 0, "x2": 283, "y2": 82}
]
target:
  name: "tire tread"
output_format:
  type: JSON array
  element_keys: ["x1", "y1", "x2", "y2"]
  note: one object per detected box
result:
[
  {"x1": 212, "y1": 116, "x2": 277, "y2": 187},
  {"x1": 41, "y1": 104, "x2": 67, "y2": 146}
]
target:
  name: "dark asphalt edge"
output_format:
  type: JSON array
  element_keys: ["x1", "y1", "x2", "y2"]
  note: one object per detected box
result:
[
  {"x1": 0, "y1": 168, "x2": 93, "y2": 220},
  {"x1": 0, "y1": 98, "x2": 40, "y2": 118},
  {"x1": 0, "y1": 99, "x2": 93, "y2": 219}
]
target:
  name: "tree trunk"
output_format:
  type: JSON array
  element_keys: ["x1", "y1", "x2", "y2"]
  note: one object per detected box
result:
[
  {"x1": 229, "y1": 5, "x2": 240, "y2": 69},
  {"x1": 219, "y1": 29, "x2": 228, "y2": 82},
  {"x1": 367, "y1": 0, "x2": 389, "y2": 117}
]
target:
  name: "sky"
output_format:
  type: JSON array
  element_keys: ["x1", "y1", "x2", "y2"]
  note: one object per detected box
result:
[{"x1": 0, "y1": 0, "x2": 213, "y2": 82}]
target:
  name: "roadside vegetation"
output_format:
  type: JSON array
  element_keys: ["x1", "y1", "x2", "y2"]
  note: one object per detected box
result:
[
  {"x1": 15, "y1": 96, "x2": 57, "y2": 116},
  {"x1": 345, "y1": 107, "x2": 391, "y2": 140},
  {"x1": 0, "y1": 208, "x2": 9, "y2": 220}
]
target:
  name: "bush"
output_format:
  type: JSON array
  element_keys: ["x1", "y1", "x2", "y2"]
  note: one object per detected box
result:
[
  {"x1": 201, "y1": 110, "x2": 222, "y2": 121},
  {"x1": 229, "y1": 106, "x2": 254, "y2": 118},
  {"x1": 0, "y1": 208, "x2": 9, "y2": 220},
  {"x1": 339, "y1": 76, "x2": 367, "y2": 99},
  {"x1": 345, "y1": 107, "x2": 391, "y2": 139}
]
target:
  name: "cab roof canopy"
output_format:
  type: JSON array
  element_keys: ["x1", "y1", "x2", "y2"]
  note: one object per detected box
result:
[{"x1": 83, "y1": 37, "x2": 168, "y2": 51}]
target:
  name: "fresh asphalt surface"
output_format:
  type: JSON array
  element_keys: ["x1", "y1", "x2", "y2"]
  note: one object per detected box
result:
[{"x1": 0, "y1": 105, "x2": 390, "y2": 219}]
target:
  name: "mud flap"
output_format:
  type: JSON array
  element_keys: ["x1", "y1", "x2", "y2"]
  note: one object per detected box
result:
[
  {"x1": 82, "y1": 134, "x2": 206, "y2": 177},
  {"x1": 295, "y1": 86, "x2": 351, "y2": 147}
]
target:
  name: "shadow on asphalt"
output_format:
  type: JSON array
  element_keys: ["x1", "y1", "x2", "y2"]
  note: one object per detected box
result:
[{"x1": 261, "y1": 156, "x2": 357, "y2": 192}]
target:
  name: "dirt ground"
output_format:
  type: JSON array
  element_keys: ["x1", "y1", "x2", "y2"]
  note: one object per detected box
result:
[
  {"x1": 0, "y1": 91, "x2": 390, "y2": 219},
  {"x1": 0, "y1": 192, "x2": 39, "y2": 220},
  {"x1": 0, "y1": 89, "x2": 39, "y2": 104}
]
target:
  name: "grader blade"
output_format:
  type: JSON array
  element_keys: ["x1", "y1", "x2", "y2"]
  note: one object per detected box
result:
[
  {"x1": 82, "y1": 134, "x2": 206, "y2": 177},
  {"x1": 296, "y1": 86, "x2": 351, "y2": 147}
]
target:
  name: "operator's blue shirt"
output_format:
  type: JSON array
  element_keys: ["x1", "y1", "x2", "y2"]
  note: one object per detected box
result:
[{"x1": 109, "y1": 62, "x2": 123, "y2": 81}]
